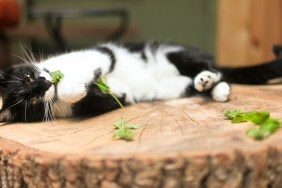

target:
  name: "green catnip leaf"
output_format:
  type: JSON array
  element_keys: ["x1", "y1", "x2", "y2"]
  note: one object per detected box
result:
[
  {"x1": 51, "y1": 70, "x2": 64, "y2": 84},
  {"x1": 246, "y1": 119, "x2": 280, "y2": 140},
  {"x1": 113, "y1": 117, "x2": 141, "y2": 141},
  {"x1": 113, "y1": 128, "x2": 134, "y2": 141},
  {"x1": 114, "y1": 117, "x2": 125, "y2": 129},
  {"x1": 225, "y1": 110, "x2": 280, "y2": 140},
  {"x1": 224, "y1": 110, "x2": 270, "y2": 124},
  {"x1": 94, "y1": 77, "x2": 124, "y2": 109},
  {"x1": 126, "y1": 123, "x2": 141, "y2": 129},
  {"x1": 224, "y1": 110, "x2": 242, "y2": 119}
]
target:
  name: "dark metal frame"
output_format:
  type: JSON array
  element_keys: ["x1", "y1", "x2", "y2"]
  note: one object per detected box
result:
[{"x1": 26, "y1": 1, "x2": 129, "y2": 51}]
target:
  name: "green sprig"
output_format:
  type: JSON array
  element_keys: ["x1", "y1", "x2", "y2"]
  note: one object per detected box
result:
[
  {"x1": 225, "y1": 110, "x2": 280, "y2": 140},
  {"x1": 51, "y1": 70, "x2": 64, "y2": 84},
  {"x1": 113, "y1": 117, "x2": 140, "y2": 141},
  {"x1": 94, "y1": 77, "x2": 124, "y2": 109},
  {"x1": 225, "y1": 110, "x2": 270, "y2": 124}
]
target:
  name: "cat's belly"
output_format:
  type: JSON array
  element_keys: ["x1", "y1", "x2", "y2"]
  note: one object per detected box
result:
[{"x1": 107, "y1": 74, "x2": 193, "y2": 103}]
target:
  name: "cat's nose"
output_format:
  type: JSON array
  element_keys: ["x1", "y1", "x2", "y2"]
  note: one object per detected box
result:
[
  {"x1": 45, "y1": 80, "x2": 52, "y2": 89},
  {"x1": 38, "y1": 77, "x2": 52, "y2": 91}
]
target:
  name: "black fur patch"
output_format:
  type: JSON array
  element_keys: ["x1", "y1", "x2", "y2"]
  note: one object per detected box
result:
[
  {"x1": 94, "y1": 68, "x2": 102, "y2": 80},
  {"x1": 95, "y1": 46, "x2": 116, "y2": 72},
  {"x1": 220, "y1": 59, "x2": 282, "y2": 84},
  {"x1": 72, "y1": 84, "x2": 126, "y2": 116},
  {"x1": 122, "y1": 42, "x2": 145, "y2": 53},
  {"x1": 122, "y1": 42, "x2": 147, "y2": 61},
  {"x1": 167, "y1": 49, "x2": 216, "y2": 78}
]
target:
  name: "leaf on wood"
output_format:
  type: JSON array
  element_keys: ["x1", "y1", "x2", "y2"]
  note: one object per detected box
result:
[
  {"x1": 225, "y1": 110, "x2": 280, "y2": 140},
  {"x1": 225, "y1": 110, "x2": 270, "y2": 124},
  {"x1": 246, "y1": 119, "x2": 280, "y2": 140},
  {"x1": 113, "y1": 117, "x2": 141, "y2": 141}
]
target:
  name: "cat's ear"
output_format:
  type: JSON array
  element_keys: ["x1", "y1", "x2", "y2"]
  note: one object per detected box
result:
[
  {"x1": 0, "y1": 109, "x2": 12, "y2": 122},
  {"x1": 273, "y1": 45, "x2": 282, "y2": 59}
]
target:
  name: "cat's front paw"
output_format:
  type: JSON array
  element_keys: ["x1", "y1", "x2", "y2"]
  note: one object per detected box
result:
[
  {"x1": 211, "y1": 82, "x2": 230, "y2": 102},
  {"x1": 194, "y1": 71, "x2": 221, "y2": 91}
]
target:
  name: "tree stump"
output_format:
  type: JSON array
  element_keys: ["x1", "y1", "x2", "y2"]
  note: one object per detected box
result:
[{"x1": 0, "y1": 84, "x2": 282, "y2": 188}]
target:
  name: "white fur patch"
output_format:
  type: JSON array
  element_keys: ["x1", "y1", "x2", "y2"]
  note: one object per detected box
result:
[
  {"x1": 211, "y1": 82, "x2": 230, "y2": 102},
  {"x1": 103, "y1": 43, "x2": 192, "y2": 102}
]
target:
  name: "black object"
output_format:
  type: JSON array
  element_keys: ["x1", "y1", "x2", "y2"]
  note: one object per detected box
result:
[{"x1": 26, "y1": 0, "x2": 129, "y2": 51}]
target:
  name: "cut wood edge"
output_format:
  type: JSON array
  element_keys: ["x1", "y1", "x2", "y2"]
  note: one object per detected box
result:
[{"x1": 1, "y1": 137, "x2": 282, "y2": 188}]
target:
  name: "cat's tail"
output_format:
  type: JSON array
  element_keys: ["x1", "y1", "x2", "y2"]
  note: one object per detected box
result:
[{"x1": 219, "y1": 45, "x2": 282, "y2": 84}]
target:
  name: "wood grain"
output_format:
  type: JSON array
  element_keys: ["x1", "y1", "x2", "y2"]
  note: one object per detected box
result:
[
  {"x1": 217, "y1": 0, "x2": 251, "y2": 66},
  {"x1": 217, "y1": 0, "x2": 282, "y2": 66},
  {"x1": 0, "y1": 84, "x2": 282, "y2": 187}
]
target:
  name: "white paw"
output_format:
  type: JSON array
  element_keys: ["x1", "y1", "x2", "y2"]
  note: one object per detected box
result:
[
  {"x1": 194, "y1": 71, "x2": 221, "y2": 91},
  {"x1": 212, "y1": 82, "x2": 230, "y2": 102},
  {"x1": 57, "y1": 83, "x2": 87, "y2": 103}
]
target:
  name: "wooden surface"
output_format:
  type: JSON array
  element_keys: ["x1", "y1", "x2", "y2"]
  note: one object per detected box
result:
[
  {"x1": 217, "y1": 0, "x2": 282, "y2": 66},
  {"x1": 1, "y1": 84, "x2": 282, "y2": 188}
]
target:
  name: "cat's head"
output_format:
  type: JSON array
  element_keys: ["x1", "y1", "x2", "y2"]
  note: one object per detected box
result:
[{"x1": 0, "y1": 64, "x2": 52, "y2": 122}]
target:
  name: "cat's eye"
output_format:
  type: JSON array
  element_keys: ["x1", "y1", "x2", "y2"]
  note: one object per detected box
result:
[
  {"x1": 25, "y1": 73, "x2": 34, "y2": 82},
  {"x1": 31, "y1": 97, "x2": 38, "y2": 105}
]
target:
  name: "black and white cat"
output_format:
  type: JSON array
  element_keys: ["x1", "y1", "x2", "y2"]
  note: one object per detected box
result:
[{"x1": 0, "y1": 42, "x2": 281, "y2": 122}]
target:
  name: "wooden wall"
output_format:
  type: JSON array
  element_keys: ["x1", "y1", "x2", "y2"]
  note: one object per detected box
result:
[{"x1": 217, "y1": 0, "x2": 282, "y2": 66}]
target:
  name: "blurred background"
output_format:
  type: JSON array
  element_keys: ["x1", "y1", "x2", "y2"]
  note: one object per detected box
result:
[{"x1": 0, "y1": 0, "x2": 281, "y2": 69}]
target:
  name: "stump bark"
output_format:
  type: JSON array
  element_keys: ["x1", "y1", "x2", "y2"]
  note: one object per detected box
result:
[{"x1": 0, "y1": 85, "x2": 282, "y2": 188}]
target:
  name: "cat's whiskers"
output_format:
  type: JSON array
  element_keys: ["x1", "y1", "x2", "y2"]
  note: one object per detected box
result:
[
  {"x1": 24, "y1": 101, "x2": 28, "y2": 122},
  {"x1": 20, "y1": 42, "x2": 35, "y2": 62},
  {"x1": 26, "y1": 60, "x2": 38, "y2": 74},
  {"x1": 47, "y1": 101, "x2": 55, "y2": 122},
  {"x1": 0, "y1": 80, "x2": 21, "y2": 84},
  {"x1": 38, "y1": 49, "x2": 44, "y2": 62},
  {"x1": 43, "y1": 101, "x2": 50, "y2": 123},
  {"x1": 51, "y1": 98, "x2": 62, "y2": 115},
  {"x1": 43, "y1": 101, "x2": 47, "y2": 122},
  {"x1": 25, "y1": 43, "x2": 37, "y2": 63},
  {"x1": 4, "y1": 99, "x2": 25, "y2": 111},
  {"x1": 11, "y1": 54, "x2": 38, "y2": 74},
  {"x1": 43, "y1": 100, "x2": 56, "y2": 123},
  {"x1": 18, "y1": 42, "x2": 39, "y2": 73}
]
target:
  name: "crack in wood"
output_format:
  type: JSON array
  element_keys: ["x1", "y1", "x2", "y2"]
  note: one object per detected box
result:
[{"x1": 174, "y1": 118, "x2": 184, "y2": 136}]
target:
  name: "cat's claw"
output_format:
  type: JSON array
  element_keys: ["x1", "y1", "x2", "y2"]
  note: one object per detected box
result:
[{"x1": 194, "y1": 71, "x2": 221, "y2": 91}]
